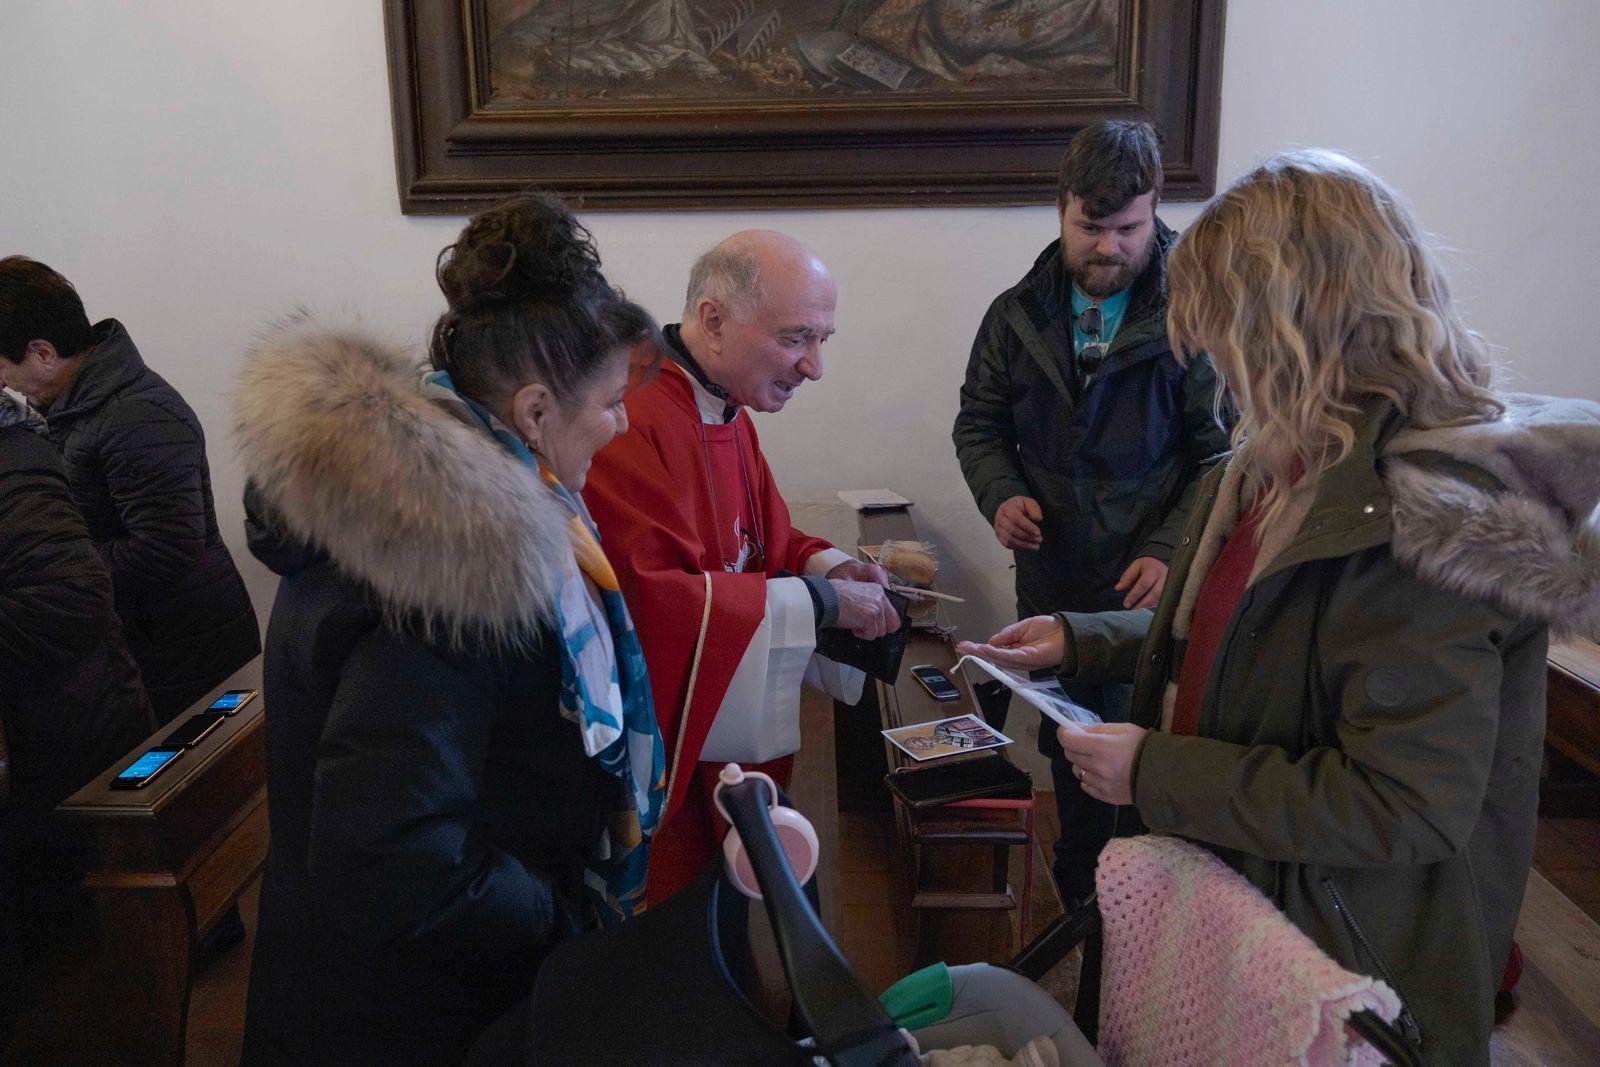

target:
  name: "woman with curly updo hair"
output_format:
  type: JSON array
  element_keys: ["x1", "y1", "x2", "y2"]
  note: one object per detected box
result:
[
  {"x1": 236, "y1": 193, "x2": 667, "y2": 1064},
  {"x1": 963, "y1": 151, "x2": 1600, "y2": 1064}
]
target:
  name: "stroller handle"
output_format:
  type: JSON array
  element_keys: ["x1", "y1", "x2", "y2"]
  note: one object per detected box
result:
[{"x1": 718, "y1": 775, "x2": 919, "y2": 1066}]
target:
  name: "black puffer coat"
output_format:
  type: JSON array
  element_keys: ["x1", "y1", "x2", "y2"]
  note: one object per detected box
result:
[
  {"x1": 235, "y1": 323, "x2": 618, "y2": 1065},
  {"x1": 43, "y1": 320, "x2": 258, "y2": 722},
  {"x1": 0, "y1": 407, "x2": 152, "y2": 906}
]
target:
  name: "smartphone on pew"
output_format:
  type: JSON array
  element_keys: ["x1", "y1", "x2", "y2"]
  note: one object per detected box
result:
[
  {"x1": 160, "y1": 712, "x2": 227, "y2": 749},
  {"x1": 109, "y1": 747, "x2": 186, "y2": 789},
  {"x1": 206, "y1": 688, "x2": 258, "y2": 715},
  {"x1": 910, "y1": 664, "x2": 961, "y2": 702}
]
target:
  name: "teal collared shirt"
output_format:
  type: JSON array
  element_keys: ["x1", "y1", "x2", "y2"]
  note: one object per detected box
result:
[{"x1": 1071, "y1": 284, "x2": 1131, "y2": 357}]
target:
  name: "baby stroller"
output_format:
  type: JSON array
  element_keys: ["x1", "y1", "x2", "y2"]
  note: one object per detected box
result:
[
  {"x1": 475, "y1": 765, "x2": 1420, "y2": 1065},
  {"x1": 480, "y1": 765, "x2": 1090, "y2": 1064}
]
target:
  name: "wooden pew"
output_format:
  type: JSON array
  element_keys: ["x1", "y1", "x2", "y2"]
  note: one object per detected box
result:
[
  {"x1": 54, "y1": 657, "x2": 267, "y2": 1067},
  {"x1": 1547, "y1": 637, "x2": 1600, "y2": 778},
  {"x1": 856, "y1": 504, "x2": 1032, "y2": 967}
]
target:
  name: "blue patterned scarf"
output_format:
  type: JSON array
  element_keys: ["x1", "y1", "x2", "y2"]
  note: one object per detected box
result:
[{"x1": 424, "y1": 371, "x2": 664, "y2": 926}]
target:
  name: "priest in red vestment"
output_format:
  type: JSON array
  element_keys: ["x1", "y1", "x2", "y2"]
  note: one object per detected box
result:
[{"x1": 584, "y1": 231, "x2": 901, "y2": 903}]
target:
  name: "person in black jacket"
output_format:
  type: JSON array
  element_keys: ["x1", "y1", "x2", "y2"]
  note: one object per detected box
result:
[
  {"x1": 952, "y1": 122, "x2": 1231, "y2": 904},
  {"x1": 0, "y1": 390, "x2": 153, "y2": 1048},
  {"x1": 0, "y1": 257, "x2": 259, "y2": 725},
  {"x1": 234, "y1": 193, "x2": 668, "y2": 1064}
]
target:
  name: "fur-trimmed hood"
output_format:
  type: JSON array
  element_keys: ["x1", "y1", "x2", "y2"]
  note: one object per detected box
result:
[
  {"x1": 235, "y1": 318, "x2": 570, "y2": 644},
  {"x1": 1385, "y1": 393, "x2": 1600, "y2": 638}
]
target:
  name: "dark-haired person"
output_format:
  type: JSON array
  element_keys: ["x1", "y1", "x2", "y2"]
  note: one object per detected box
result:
[
  {"x1": 961, "y1": 149, "x2": 1600, "y2": 1066},
  {"x1": 951, "y1": 121, "x2": 1230, "y2": 904},
  {"x1": 582, "y1": 229, "x2": 900, "y2": 906},
  {"x1": 0, "y1": 389, "x2": 153, "y2": 1049},
  {"x1": 237, "y1": 193, "x2": 667, "y2": 1064},
  {"x1": 0, "y1": 257, "x2": 259, "y2": 726}
]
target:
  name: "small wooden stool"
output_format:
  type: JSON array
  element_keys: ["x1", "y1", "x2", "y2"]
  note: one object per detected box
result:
[{"x1": 909, "y1": 796, "x2": 1037, "y2": 942}]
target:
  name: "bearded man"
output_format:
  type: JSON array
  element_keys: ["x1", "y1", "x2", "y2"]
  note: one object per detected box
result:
[{"x1": 952, "y1": 120, "x2": 1231, "y2": 905}]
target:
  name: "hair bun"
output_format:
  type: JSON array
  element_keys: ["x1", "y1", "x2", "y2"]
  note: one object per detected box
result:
[{"x1": 436, "y1": 192, "x2": 607, "y2": 314}]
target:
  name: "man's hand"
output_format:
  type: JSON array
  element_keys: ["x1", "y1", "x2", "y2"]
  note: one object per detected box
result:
[
  {"x1": 955, "y1": 615, "x2": 1065, "y2": 670},
  {"x1": 1115, "y1": 556, "x2": 1168, "y2": 609},
  {"x1": 993, "y1": 496, "x2": 1044, "y2": 551},
  {"x1": 826, "y1": 559, "x2": 889, "y2": 587},
  {"x1": 830, "y1": 580, "x2": 899, "y2": 639},
  {"x1": 1057, "y1": 721, "x2": 1147, "y2": 806}
]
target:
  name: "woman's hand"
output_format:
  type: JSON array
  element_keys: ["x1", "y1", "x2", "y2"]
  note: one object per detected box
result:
[
  {"x1": 955, "y1": 615, "x2": 1066, "y2": 670},
  {"x1": 1057, "y1": 722, "x2": 1146, "y2": 806}
]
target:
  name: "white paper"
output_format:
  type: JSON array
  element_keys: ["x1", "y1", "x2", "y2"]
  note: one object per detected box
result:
[
  {"x1": 836, "y1": 489, "x2": 913, "y2": 511},
  {"x1": 952, "y1": 654, "x2": 1103, "y2": 728}
]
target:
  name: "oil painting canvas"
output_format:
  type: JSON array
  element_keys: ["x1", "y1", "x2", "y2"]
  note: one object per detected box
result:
[
  {"x1": 483, "y1": 0, "x2": 1123, "y2": 103},
  {"x1": 384, "y1": 0, "x2": 1223, "y2": 211}
]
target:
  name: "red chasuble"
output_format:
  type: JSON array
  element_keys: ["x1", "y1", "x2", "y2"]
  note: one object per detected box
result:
[{"x1": 583, "y1": 361, "x2": 835, "y2": 903}]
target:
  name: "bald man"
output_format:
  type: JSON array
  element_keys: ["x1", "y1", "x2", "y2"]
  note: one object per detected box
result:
[{"x1": 584, "y1": 231, "x2": 898, "y2": 903}]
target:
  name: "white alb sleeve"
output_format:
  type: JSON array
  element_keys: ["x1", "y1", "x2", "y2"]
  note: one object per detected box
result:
[
  {"x1": 804, "y1": 547, "x2": 855, "y2": 577},
  {"x1": 699, "y1": 576, "x2": 817, "y2": 763}
]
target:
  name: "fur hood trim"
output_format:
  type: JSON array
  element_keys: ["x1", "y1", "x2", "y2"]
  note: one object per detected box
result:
[
  {"x1": 235, "y1": 318, "x2": 569, "y2": 644},
  {"x1": 1385, "y1": 394, "x2": 1600, "y2": 637}
]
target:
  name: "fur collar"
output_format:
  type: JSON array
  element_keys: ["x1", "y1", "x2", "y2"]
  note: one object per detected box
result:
[
  {"x1": 1173, "y1": 393, "x2": 1600, "y2": 642},
  {"x1": 1386, "y1": 394, "x2": 1600, "y2": 638},
  {"x1": 234, "y1": 318, "x2": 569, "y2": 644}
]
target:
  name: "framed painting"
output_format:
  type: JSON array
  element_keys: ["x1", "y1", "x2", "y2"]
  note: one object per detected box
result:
[{"x1": 384, "y1": 0, "x2": 1224, "y2": 212}]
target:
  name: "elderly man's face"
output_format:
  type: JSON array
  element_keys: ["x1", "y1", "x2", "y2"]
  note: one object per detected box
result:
[
  {"x1": 0, "y1": 344, "x2": 71, "y2": 408},
  {"x1": 1059, "y1": 190, "x2": 1157, "y2": 299},
  {"x1": 715, "y1": 260, "x2": 837, "y2": 413}
]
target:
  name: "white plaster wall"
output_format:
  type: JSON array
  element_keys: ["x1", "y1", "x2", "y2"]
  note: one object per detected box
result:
[{"x1": 3, "y1": 1, "x2": 1597, "y2": 764}]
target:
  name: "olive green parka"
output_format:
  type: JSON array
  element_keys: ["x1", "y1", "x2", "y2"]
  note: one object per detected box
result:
[{"x1": 1055, "y1": 394, "x2": 1600, "y2": 1066}]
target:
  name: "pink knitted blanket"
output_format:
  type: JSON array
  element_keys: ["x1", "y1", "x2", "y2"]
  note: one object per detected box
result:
[{"x1": 1096, "y1": 835, "x2": 1402, "y2": 1066}]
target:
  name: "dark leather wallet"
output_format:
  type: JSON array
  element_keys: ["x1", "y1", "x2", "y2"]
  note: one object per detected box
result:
[
  {"x1": 885, "y1": 752, "x2": 1032, "y2": 809},
  {"x1": 812, "y1": 588, "x2": 912, "y2": 685}
]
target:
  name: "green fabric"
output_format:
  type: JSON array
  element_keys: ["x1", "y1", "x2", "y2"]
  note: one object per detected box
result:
[
  {"x1": 878, "y1": 962, "x2": 952, "y2": 1029},
  {"x1": 1055, "y1": 397, "x2": 1549, "y2": 1066}
]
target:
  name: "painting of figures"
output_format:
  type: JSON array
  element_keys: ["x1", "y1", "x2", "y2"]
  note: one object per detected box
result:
[{"x1": 483, "y1": 0, "x2": 1123, "y2": 103}]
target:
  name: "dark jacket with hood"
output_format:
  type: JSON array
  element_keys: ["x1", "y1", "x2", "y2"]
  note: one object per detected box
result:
[
  {"x1": 235, "y1": 323, "x2": 617, "y2": 1066},
  {"x1": 1054, "y1": 394, "x2": 1600, "y2": 1066},
  {"x1": 43, "y1": 319, "x2": 258, "y2": 722},
  {"x1": 953, "y1": 224, "x2": 1232, "y2": 618},
  {"x1": 1, "y1": 393, "x2": 152, "y2": 955}
]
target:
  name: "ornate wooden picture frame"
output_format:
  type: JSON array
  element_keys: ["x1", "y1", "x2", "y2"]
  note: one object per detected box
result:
[{"x1": 384, "y1": 0, "x2": 1224, "y2": 213}]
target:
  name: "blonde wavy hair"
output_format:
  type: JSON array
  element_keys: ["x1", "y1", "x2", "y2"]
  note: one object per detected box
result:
[{"x1": 1167, "y1": 149, "x2": 1502, "y2": 531}]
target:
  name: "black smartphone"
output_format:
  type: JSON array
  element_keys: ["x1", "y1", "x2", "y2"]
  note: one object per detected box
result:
[
  {"x1": 885, "y1": 753, "x2": 1032, "y2": 809},
  {"x1": 206, "y1": 688, "x2": 258, "y2": 715},
  {"x1": 910, "y1": 664, "x2": 961, "y2": 702},
  {"x1": 110, "y1": 747, "x2": 185, "y2": 789},
  {"x1": 161, "y1": 712, "x2": 227, "y2": 749}
]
